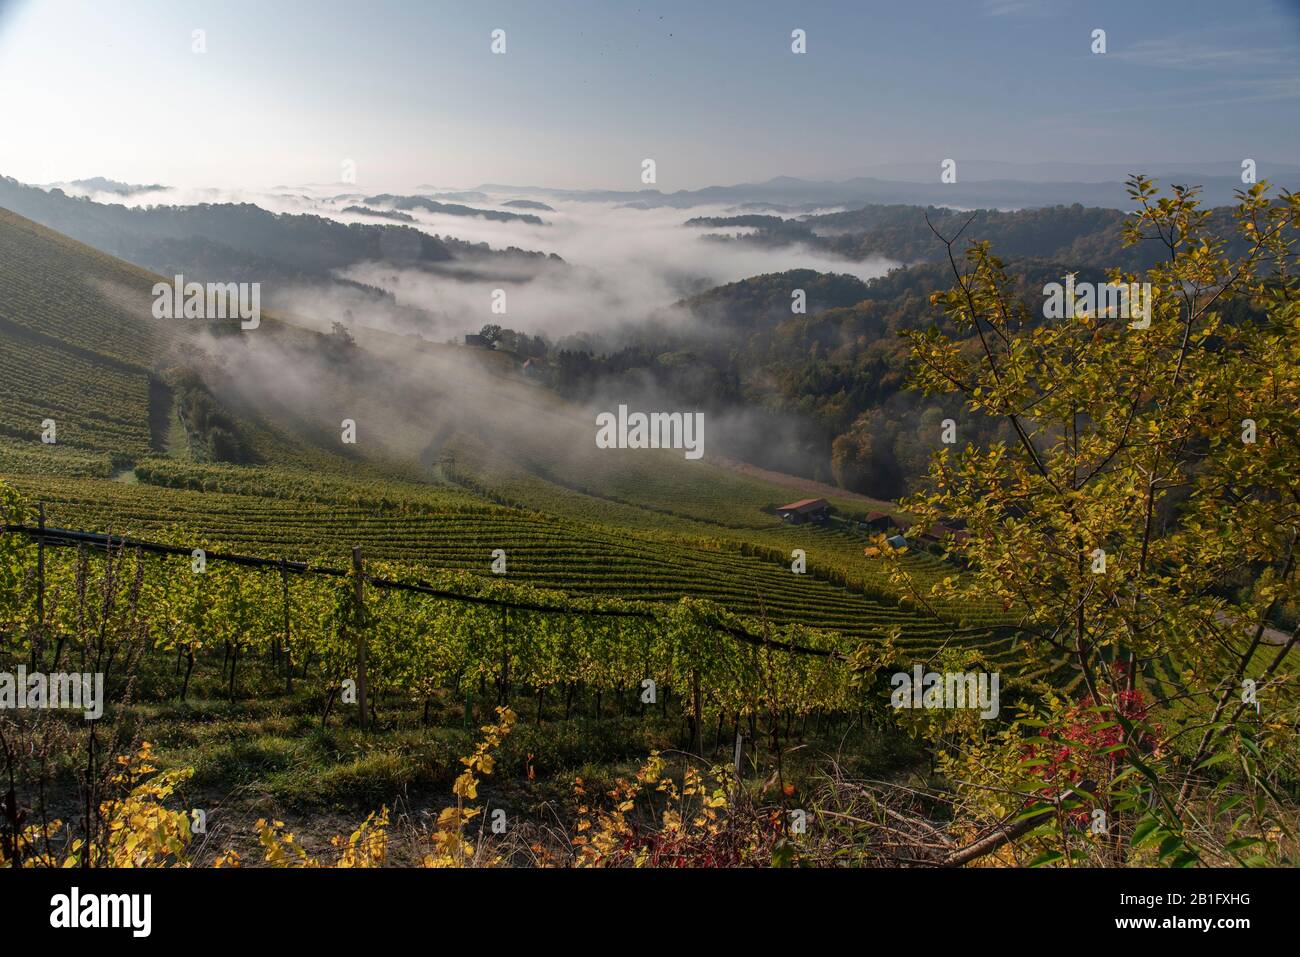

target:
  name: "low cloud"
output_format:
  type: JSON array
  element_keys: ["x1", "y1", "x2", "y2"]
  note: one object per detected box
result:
[{"x1": 92, "y1": 183, "x2": 895, "y2": 343}]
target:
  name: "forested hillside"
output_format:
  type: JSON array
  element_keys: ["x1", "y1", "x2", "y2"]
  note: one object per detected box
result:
[{"x1": 540, "y1": 199, "x2": 1263, "y2": 495}]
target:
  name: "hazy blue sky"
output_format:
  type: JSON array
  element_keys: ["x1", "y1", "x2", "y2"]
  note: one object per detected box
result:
[{"x1": 1, "y1": 0, "x2": 1297, "y2": 190}]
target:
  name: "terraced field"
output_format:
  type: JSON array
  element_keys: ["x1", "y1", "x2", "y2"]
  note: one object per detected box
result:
[
  {"x1": 0, "y1": 208, "x2": 415, "y2": 474},
  {"x1": 442, "y1": 431, "x2": 1008, "y2": 625},
  {"x1": 0, "y1": 206, "x2": 164, "y2": 362},
  {"x1": 8, "y1": 474, "x2": 992, "y2": 647},
  {"x1": 0, "y1": 209, "x2": 162, "y2": 457},
  {"x1": 0, "y1": 324, "x2": 154, "y2": 456},
  {"x1": 0, "y1": 434, "x2": 114, "y2": 477}
]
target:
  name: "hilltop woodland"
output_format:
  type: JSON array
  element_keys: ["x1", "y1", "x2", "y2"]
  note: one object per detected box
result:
[{"x1": 1, "y1": 179, "x2": 1297, "y2": 867}]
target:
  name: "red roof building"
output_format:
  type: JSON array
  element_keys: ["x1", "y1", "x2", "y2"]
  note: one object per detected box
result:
[{"x1": 775, "y1": 498, "x2": 830, "y2": 524}]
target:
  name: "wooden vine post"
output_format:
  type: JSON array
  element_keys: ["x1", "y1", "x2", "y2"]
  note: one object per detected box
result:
[
  {"x1": 733, "y1": 731, "x2": 744, "y2": 797},
  {"x1": 352, "y1": 546, "x2": 368, "y2": 730},
  {"x1": 691, "y1": 670, "x2": 703, "y2": 756},
  {"x1": 280, "y1": 557, "x2": 293, "y2": 692},
  {"x1": 34, "y1": 502, "x2": 45, "y2": 669},
  {"x1": 499, "y1": 605, "x2": 510, "y2": 705}
]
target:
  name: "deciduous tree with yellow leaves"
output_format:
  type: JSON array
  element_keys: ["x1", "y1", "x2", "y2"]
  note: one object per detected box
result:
[{"x1": 885, "y1": 177, "x2": 1299, "y2": 865}]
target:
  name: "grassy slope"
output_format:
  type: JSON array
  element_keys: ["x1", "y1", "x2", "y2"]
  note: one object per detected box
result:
[{"x1": 0, "y1": 207, "x2": 159, "y2": 459}]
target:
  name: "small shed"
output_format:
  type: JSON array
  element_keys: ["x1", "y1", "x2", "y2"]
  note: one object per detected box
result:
[
  {"x1": 863, "y1": 511, "x2": 900, "y2": 533},
  {"x1": 915, "y1": 522, "x2": 970, "y2": 547},
  {"x1": 464, "y1": 333, "x2": 489, "y2": 347},
  {"x1": 775, "y1": 498, "x2": 830, "y2": 525}
]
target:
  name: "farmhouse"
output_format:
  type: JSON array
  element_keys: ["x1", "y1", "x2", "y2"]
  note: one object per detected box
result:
[
  {"x1": 863, "y1": 511, "x2": 901, "y2": 533},
  {"x1": 775, "y1": 498, "x2": 830, "y2": 524},
  {"x1": 914, "y1": 522, "x2": 970, "y2": 547}
]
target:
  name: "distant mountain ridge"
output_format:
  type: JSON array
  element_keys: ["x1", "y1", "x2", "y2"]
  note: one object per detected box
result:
[
  {"x1": 810, "y1": 159, "x2": 1300, "y2": 185},
  {"x1": 43, "y1": 176, "x2": 168, "y2": 197},
  {"x1": 478, "y1": 162, "x2": 1300, "y2": 211},
  {"x1": 362, "y1": 194, "x2": 546, "y2": 225}
]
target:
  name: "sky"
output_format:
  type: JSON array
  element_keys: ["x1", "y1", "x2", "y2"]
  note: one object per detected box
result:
[{"x1": 1, "y1": 0, "x2": 1298, "y2": 192}]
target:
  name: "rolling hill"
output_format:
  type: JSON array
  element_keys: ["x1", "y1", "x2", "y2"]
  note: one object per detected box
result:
[{"x1": 0, "y1": 205, "x2": 1021, "y2": 673}]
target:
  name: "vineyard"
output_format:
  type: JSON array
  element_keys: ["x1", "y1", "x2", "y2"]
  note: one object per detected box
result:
[
  {"x1": 11, "y1": 195, "x2": 1270, "y2": 875},
  {"x1": 0, "y1": 520, "x2": 864, "y2": 718},
  {"x1": 0, "y1": 207, "x2": 1010, "y2": 637},
  {"x1": 0, "y1": 475, "x2": 955, "y2": 845},
  {"x1": 0, "y1": 208, "x2": 1077, "y2": 871},
  {"x1": 439, "y1": 431, "x2": 1002, "y2": 620},
  {"x1": 0, "y1": 194, "x2": 1033, "y2": 770},
  {"x1": 3, "y1": 0, "x2": 1300, "y2": 897},
  {"x1": 0, "y1": 469, "x2": 1023, "y2": 669},
  {"x1": 0, "y1": 209, "x2": 162, "y2": 460},
  {"x1": 1, "y1": 480, "x2": 1088, "y2": 867}
]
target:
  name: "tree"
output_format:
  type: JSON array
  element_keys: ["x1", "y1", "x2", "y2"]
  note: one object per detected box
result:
[
  {"x1": 886, "y1": 178, "x2": 1300, "y2": 865},
  {"x1": 329, "y1": 321, "x2": 355, "y2": 347},
  {"x1": 478, "y1": 324, "x2": 503, "y2": 348}
]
